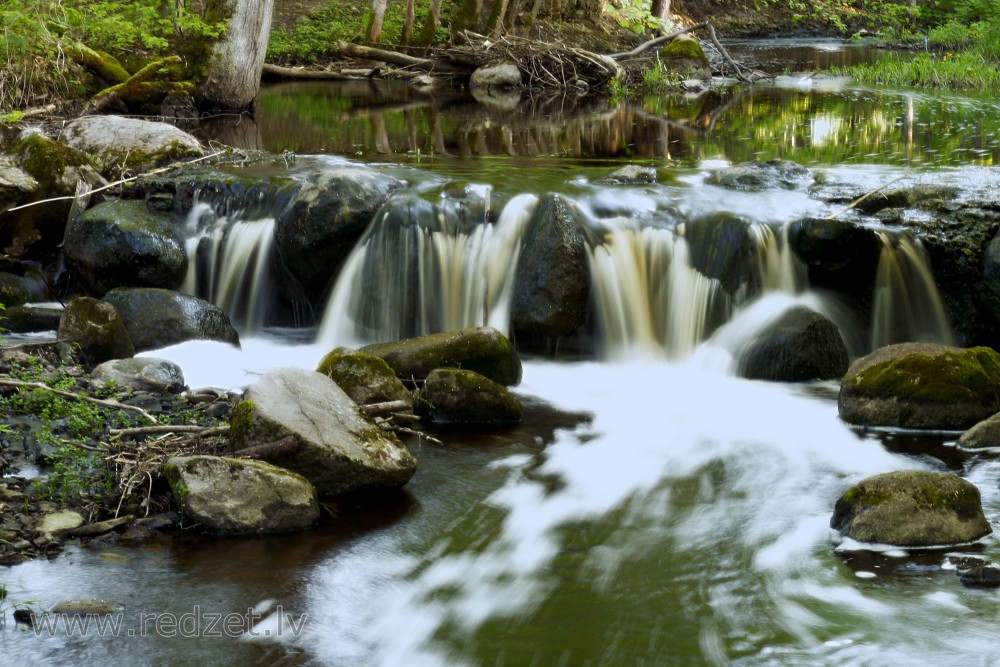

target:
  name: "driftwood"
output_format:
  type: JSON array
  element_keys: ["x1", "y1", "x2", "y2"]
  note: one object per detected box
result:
[
  {"x1": 262, "y1": 63, "x2": 352, "y2": 81},
  {"x1": 110, "y1": 424, "x2": 230, "y2": 438},
  {"x1": 360, "y1": 400, "x2": 413, "y2": 417}
]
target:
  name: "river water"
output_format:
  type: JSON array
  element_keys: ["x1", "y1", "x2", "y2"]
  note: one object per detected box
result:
[{"x1": 5, "y1": 39, "x2": 1000, "y2": 666}]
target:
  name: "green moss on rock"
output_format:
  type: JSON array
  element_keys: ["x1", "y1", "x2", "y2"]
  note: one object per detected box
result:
[
  {"x1": 317, "y1": 347, "x2": 414, "y2": 408},
  {"x1": 14, "y1": 134, "x2": 92, "y2": 193},
  {"x1": 420, "y1": 368, "x2": 522, "y2": 425},
  {"x1": 228, "y1": 399, "x2": 257, "y2": 449},
  {"x1": 660, "y1": 35, "x2": 708, "y2": 61}
]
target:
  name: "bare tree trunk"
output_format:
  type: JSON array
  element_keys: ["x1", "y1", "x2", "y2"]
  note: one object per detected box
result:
[
  {"x1": 489, "y1": 0, "x2": 511, "y2": 36},
  {"x1": 402, "y1": 0, "x2": 416, "y2": 44},
  {"x1": 651, "y1": 0, "x2": 670, "y2": 22},
  {"x1": 198, "y1": 0, "x2": 274, "y2": 111},
  {"x1": 369, "y1": 0, "x2": 389, "y2": 42}
]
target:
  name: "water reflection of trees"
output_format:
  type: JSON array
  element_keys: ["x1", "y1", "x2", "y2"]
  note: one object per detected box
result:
[{"x1": 255, "y1": 81, "x2": 1000, "y2": 167}]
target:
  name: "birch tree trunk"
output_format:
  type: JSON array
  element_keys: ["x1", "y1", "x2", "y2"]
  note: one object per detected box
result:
[
  {"x1": 369, "y1": 0, "x2": 389, "y2": 42},
  {"x1": 198, "y1": 0, "x2": 274, "y2": 111},
  {"x1": 651, "y1": 0, "x2": 670, "y2": 22}
]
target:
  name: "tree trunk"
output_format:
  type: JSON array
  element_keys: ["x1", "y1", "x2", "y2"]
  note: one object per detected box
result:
[
  {"x1": 369, "y1": 0, "x2": 389, "y2": 42},
  {"x1": 419, "y1": 0, "x2": 444, "y2": 44},
  {"x1": 402, "y1": 0, "x2": 416, "y2": 44},
  {"x1": 651, "y1": 0, "x2": 670, "y2": 22},
  {"x1": 198, "y1": 0, "x2": 274, "y2": 112}
]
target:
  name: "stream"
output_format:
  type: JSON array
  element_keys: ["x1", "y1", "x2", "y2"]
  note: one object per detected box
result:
[{"x1": 4, "y1": 38, "x2": 1000, "y2": 667}]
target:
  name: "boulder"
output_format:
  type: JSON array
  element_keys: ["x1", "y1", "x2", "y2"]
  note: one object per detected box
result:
[
  {"x1": 316, "y1": 348, "x2": 413, "y2": 409},
  {"x1": 511, "y1": 194, "x2": 590, "y2": 341},
  {"x1": 739, "y1": 306, "x2": 849, "y2": 382},
  {"x1": 165, "y1": 455, "x2": 319, "y2": 534},
  {"x1": 684, "y1": 212, "x2": 756, "y2": 294},
  {"x1": 838, "y1": 343, "x2": 1000, "y2": 430},
  {"x1": 705, "y1": 159, "x2": 811, "y2": 192},
  {"x1": 420, "y1": 368, "x2": 522, "y2": 426},
  {"x1": 2, "y1": 304, "x2": 62, "y2": 333},
  {"x1": 470, "y1": 62, "x2": 522, "y2": 89},
  {"x1": 831, "y1": 470, "x2": 991, "y2": 547},
  {"x1": 276, "y1": 166, "x2": 404, "y2": 302},
  {"x1": 103, "y1": 287, "x2": 240, "y2": 352},
  {"x1": 91, "y1": 357, "x2": 185, "y2": 394},
  {"x1": 0, "y1": 272, "x2": 31, "y2": 306},
  {"x1": 37, "y1": 510, "x2": 85, "y2": 536},
  {"x1": 657, "y1": 34, "x2": 711, "y2": 79},
  {"x1": 0, "y1": 154, "x2": 38, "y2": 209},
  {"x1": 63, "y1": 199, "x2": 187, "y2": 296},
  {"x1": 957, "y1": 412, "x2": 1000, "y2": 449},
  {"x1": 854, "y1": 184, "x2": 960, "y2": 215},
  {"x1": 230, "y1": 368, "x2": 417, "y2": 497},
  {"x1": 361, "y1": 326, "x2": 522, "y2": 386},
  {"x1": 787, "y1": 216, "x2": 882, "y2": 274},
  {"x1": 61, "y1": 115, "x2": 203, "y2": 173},
  {"x1": 57, "y1": 297, "x2": 135, "y2": 365}
]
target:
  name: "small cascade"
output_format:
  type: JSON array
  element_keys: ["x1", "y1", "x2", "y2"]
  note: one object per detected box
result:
[
  {"x1": 871, "y1": 231, "x2": 954, "y2": 349},
  {"x1": 316, "y1": 194, "x2": 537, "y2": 347},
  {"x1": 748, "y1": 223, "x2": 806, "y2": 294},
  {"x1": 588, "y1": 226, "x2": 729, "y2": 359}
]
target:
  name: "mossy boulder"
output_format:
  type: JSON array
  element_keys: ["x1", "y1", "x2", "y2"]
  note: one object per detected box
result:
[
  {"x1": 230, "y1": 368, "x2": 417, "y2": 497},
  {"x1": 831, "y1": 470, "x2": 991, "y2": 547},
  {"x1": 705, "y1": 159, "x2": 811, "y2": 192},
  {"x1": 2, "y1": 304, "x2": 62, "y2": 333},
  {"x1": 61, "y1": 115, "x2": 203, "y2": 174},
  {"x1": 0, "y1": 272, "x2": 31, "y2": 307},
  {"x1": 511, "y1": 193, "x2": 590, "y2": 342},
  {"x1": 275, "y1": 166, "x2": 404, "y2": 303},
  {"x1": 739, "y1": 306, "x2": 849, "y2": 382},
  {"x1": 855, "y1": 184, "x2": 961, "y2": 215},
  {"x1": 63, "y1": 199, "x2": 187, "y2": 296},
  {"x1": 595, "y1": 165, "x2": 657, "y2": 186},
  {"x1": 838, "y1": 343, "x2": 1000, "y2": 430},
  {"x1": 420, "y1": 368, "x2": 522, "y2": 426},
  {"x1": 361, "y1": 326, "x2": 522, "y2": 387},
  {"x1": 57, "y1": 297, "x2": 135, "y2": 365},
  {"x1": 316, "y1": 347, "x2": 413, "y2": 408},
  {"x1": 165, "y1": 455, "x2": 319, "y2": 534},
  {"x1": 658, "y1": 34, "x2": 711, "y2": 79},
  {"x1": 102, "y1": 287, "x2": 239, "y2": 353}
]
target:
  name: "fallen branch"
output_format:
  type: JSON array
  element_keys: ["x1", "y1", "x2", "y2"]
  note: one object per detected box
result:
[
  {"x1": 704, "y1": 24, "x2": 754, "y2": 84},
  {"x1": 825, "y1": 174, "x2": 911, "y2": 220},
  {"x1": 333, "y1": 41, "x2": 466, "y2": 73},
  {"x1": 0, "y1": 379, "x2": 158, "y2": 424},
  {"x1": 262, "y1": 63, "x2": 352, "y2": 80},
  {"x1": 609, "y1": 22, "x2": 707, "y2": 59},
  {"x1": 6, "y1": 150, "x2": 227, "y2": 213},
  {"x1": 360, "y1": 400, "x2": 413, "y2": 417},
  {"x1": 232, "y1": 435, "x2": 299, "y2": 460},
  {"x1": 110, "y1": 424, "x2": 230, "y2": 438}
]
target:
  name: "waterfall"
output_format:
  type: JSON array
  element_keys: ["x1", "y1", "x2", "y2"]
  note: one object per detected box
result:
[
  {"x1": 871, "y1": 231, "x2": 954, "y2": 349},
  {"x1": 316, "y1": 194, "x2": 537, "y2": 348}
]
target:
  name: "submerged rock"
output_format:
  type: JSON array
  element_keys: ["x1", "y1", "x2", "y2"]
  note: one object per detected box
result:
[
  {"x1": 165, "y1": 455, "x2": 319, "y2": 534},
  {"x1": 838, "y1": 343, "x2": 1000, "y2": 430},
  {"x1": 58, "y1": 297, "x2": 135, "y2": 365},
  {"x1": 595, "y1": 165, "x2": 657, "y2": 186},
  {"x1": 103, "y1": 287, "x2": 240, "y2": 352},
  {"x1": 231, "y1": 368, "x2": 417, "y2": 497},
  {"x1": 739, "y1": 306, "x2": 849, "y2": 382},
  {"x1": 361, "y1": 326, "x2": 522, "y2": 387},
  {"x1": 831, "y1": 470, "x2": 991, "y2": 548},
  {"x1": 706, "y1": 159, "x2": 811, "y2": 192},
  {"x1": 316, "y1": 347, "x2": 413, "y2": 409},
  {"x1": 511, "y1": 194, "x2": 590, "y2": 342},
  {"x1": 420, "y1": 368, "x2": 523, "y2": 426},
  {"x1": 63, "y1": 199, "x2": 187, "y2": 296}
]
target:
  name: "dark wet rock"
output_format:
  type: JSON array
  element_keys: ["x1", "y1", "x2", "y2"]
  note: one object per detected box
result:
[
  {"x1": 739, "y1": 306, "x2": 849, "y2": 382},
  {"x1": 361, "y1": 326, "x2": 522, "y2": 387},
  {"x1": 684, "y1": 212, "x2": 756, "y2": 294},
  {"x1": 952, "y1": 556, "x2": 1000, "y2": 588},
  {"x1": 316, "y1": 347, "x2": 413, "y2": 409},
  {"x1": 12, "y1": 608, "x2": 35, "y2": 625},
  {"x1": 0, "y1": 154, "x2": 38, "y2": 208},
  {"x1": 787, "y1": 216, "x2": 882, "y2": 296},
  {"x1": 512, "y1": 194, "x2": 590, "y2": 342},
  {"x1": 470, "y1": 62, "x2": 522, "y2": 89},
  {"x1": 705, "y1": 159, "x2": 811, "y2": 192},
  {"x1": 230, "y1": 367, "x2": 417, "y2": 497},
  {"x1": 57, "y1": 297, "x2": 135, "y2": 365},
  {"x1": 957, "y1": 412, "x2": 1000, "y2": 449},
  {"x1": 979, "y1": 230, "x2": 1000, "y2": 328},
  {"x1": 595, "y1": 165, "x2": 657, "y2": 186},
  {"x1": 3, "y1": 304, "x2": 63, "y2": 333},
  {"x1": 838, "y1": 342, "x2": 1000, "y2": 430},
  {"x1": 61, "y1": 115, "x2": 203, "y2": 173},
  {"x1": 276, "y1": 165, "x2": 404, "y2": 303},
  {"x1": 420, "y1": 368, "x2": 522, "y2": 426},
  {"x1": 165, "y1": 455, "x2": 319, "y2": 534},
  {"x1": 91, "y1": 357, "x2": 185, "y2": 394},
  {"x1": 64, "y1": 199, "x2": 187, "y2": 296},
  {"x1": 103, "y1": 287, "x2": 240, "y2": 352},
  {"x1": 0, "y1": 272, "x2": 31, "y2": 306},
  {"x1": 831, "y1": 470, "x2": 991, "y2": 548},
  {"x1": 855, "y1": 184, "x2": 961, "y2": 215}
]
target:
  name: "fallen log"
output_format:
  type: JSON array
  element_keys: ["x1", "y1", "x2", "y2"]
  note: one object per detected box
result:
[
  {"x1": 262, "y1": 63, "x2": 352, "y2": 80},
  {"x1": 333, "y1": 41, "x2": 467, "y2": 73}
]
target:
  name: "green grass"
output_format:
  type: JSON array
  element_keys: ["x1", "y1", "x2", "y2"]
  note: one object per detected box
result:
[{"x1": 830, "y1": 50, "x2": 1000, "y2": 91}]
